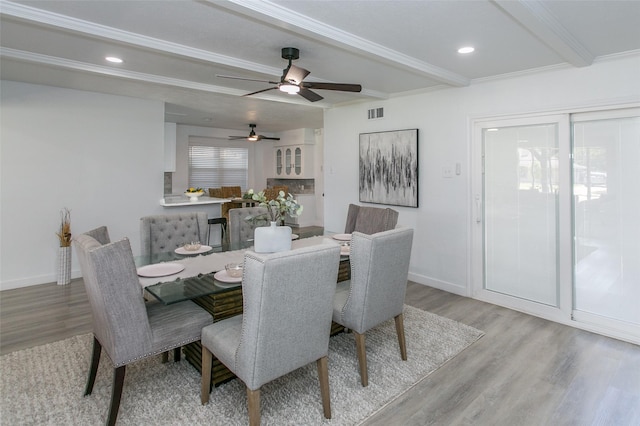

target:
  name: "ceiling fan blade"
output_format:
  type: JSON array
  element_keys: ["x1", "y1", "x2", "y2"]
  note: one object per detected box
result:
[
  {"x1": 228, "y1": 136, "x2": 248, "y2": 140},
  {"x1": 301, "y1": 82, "x2": 362, "y2": 92},
  {"x1": 243, "y1": 87, "x2": 278, "y2": 97},
  {"x1": 283, "y1": 64, "x2": 310, "y2": 85},
  {"x1": 298, "y1": 88, "x2": 324, "y2": 102},
  {"x1": 257, "y1": 135, "x2": 281, "y2": 141},
  {"x1": 217, "y1": 75, "x2": 279, "y2": 85}
]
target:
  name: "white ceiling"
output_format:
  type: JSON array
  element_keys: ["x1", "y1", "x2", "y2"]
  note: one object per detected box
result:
[{"x1": 1, "y1": 0, "x2": 639, "y2": 134}]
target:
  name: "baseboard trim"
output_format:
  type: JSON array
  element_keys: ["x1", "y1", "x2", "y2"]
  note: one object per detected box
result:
[{"x1": 407, "y1": 273, "x2": 468, "y2": 297}]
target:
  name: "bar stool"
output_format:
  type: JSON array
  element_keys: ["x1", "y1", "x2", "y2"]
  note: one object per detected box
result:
[{"x1": 208, "y1": 217, "x2": 227, "y2": 245}]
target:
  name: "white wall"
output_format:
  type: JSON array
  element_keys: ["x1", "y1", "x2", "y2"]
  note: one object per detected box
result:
[
  {"x1": 324, "y1": 53, "x2": 640, "y2": 296},
  {"x1": 1, "y1": 81, "x2": 166, "y2": 290}
]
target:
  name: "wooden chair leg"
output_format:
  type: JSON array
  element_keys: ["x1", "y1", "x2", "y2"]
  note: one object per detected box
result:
[
  {"x1": 173, "y1": 347, "x2": 181, "y2": 362},
  {"x1": 246, "y1": 387, "x2": 261, "y2": 426},
  {"x1": 201, "y1": 346, "x2": 213, "y2": 405},
  {"x1": 395, "y1": 313, "x2": 408, "y2": 361},
  {"x1": 84, "y1": 336, "x2": 102, "y2": 396},
  {"x1": 161, "y1": 352, "x2": 169, "y2": 363},
  {"x1": 317, "y1": 356, "x2": 332, "y2": 419},
  {"x1": 354, "y1": 331, "x2": 368, "y2": 387},
  {"x1": 107, "y1": 365, "x2": 126, "y2": 426}
]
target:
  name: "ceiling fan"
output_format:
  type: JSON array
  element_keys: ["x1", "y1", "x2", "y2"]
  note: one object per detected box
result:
[
  {"x1": 228, "y1": 124, "x2": 280, "y2": 142},
  {"x1": 217, "y1": 47, "x2": 362, "y2": 102}
]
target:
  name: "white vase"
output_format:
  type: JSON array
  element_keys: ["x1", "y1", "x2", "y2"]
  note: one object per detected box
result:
[
  {"x1": 254, "y1": 221, "x2": 292, "y2": 253},
  {"x1": 57, "y1": 246, "x2": 72, "y2": 285}
]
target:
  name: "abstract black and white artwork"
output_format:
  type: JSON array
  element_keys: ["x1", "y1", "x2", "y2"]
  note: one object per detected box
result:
[{"x1": 359, "y1": 129, "x2": 418, "y2": 207}]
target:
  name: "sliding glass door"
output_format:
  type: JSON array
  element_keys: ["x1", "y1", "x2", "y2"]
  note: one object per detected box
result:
[
  {"x1": 473, "y1": 108, "x2": 639, "y2": 342},
  {"x1": 572, "y1": 109, "x2": 640, "y2": 332},
  {"x1": 482, "y1": 122, "x2": 561, "y2": 306}
]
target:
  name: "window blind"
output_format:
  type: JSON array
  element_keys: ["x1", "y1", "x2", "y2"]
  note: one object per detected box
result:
[{"x1": 188, "y1": 145, "x2": 248, "y2": 190}]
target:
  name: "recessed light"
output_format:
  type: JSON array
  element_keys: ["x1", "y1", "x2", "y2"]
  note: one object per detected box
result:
[
  {"x1": 105, "y1": 56, "x2": 123, "y2": 63},
  {"x1": 457, "y1": 47, "x2": 475, "y2": 54}
]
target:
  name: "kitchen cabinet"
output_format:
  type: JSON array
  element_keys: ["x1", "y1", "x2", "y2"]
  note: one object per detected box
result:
[{"x1": 274, "y1": 144, "x2": 314, "y2": 178}]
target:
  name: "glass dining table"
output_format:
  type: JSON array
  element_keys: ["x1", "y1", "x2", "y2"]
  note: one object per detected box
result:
[{"x1": 135, "y1": 229, "x2": 351, "y2": 386}]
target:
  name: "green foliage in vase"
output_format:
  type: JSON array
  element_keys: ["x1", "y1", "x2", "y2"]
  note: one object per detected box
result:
[{"x1": 245, "y1": 189, "x2": 304, "y2": 223}]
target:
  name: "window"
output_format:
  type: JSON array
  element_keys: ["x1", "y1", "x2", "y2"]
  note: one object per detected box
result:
[{"x1": 188, "y1": 145, "x2": 248, "y2": 190}]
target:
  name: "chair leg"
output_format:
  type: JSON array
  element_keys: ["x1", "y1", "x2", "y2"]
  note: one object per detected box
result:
[
  {"x1": 246, "y1": 387, "x2": 261, "y2": 426},
  {"x1": 174, "y1": 347, "x2": 181, "y2": 362},
  {"x1": 161, "y1": 352, "x2": 169, "y2": 363},
  {"x1": 84, "y1": 336, "x2": 102, "y2": 396},
  {"x1": 354, "y1": 331, "x2": 368, "y2": 387},
  {"x1": 107, "y1": 365, "x2": 126, "y2": 426},
  {"x1": 316, "y1": 356, "x2": 332, "y2": 419},
  {"x1": 395, "y1": 313, "x2": 408, "y2": 361},
  {"x1": 201, "y1": 345, "x2": 212, "y2": 405}
]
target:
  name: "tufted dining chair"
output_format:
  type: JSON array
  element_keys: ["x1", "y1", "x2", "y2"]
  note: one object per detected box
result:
[
  {"x1": 344, "y1": 203, "x2": 399, "y2": 235},
  {"x1": 84, "y1": 225, "x2": 111, "y2": 245},
  {"x1": 333, "y1": 227, "x2": 414, "y2": 386},
  {"x1": 228, "y1": 206, "x2": 269, "y2": 245},
  {"x1": 200, "y1": 241, "x2": 341, "y2": 425},
  {"x1": 75, "y1": 229, "x2": 213, "y2": 426},
  {"x1": 140, "y1": 212, "x2": 209, "y2": 257}
]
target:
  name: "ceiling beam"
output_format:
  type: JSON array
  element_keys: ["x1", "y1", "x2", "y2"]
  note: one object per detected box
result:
[
  {"x1": 0, "y1": 47, "x2": 331, "y2": 108},
  {"x1": 1, "y1": 1, "x2": 388, "y2": 101},
  {"x1": 492, "y1": 0, "x2": 593, "y2": 67},
  {"x1": 212, "y1": 0, "x2": 470, "y2": 87}
]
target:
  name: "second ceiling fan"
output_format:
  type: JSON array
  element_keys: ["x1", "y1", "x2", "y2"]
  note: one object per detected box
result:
[
  {"x1": 218, "y1": 47, "x2": 362, "y2": 102},
  {"x1": 229, "y1": 124, "x2": 280, "y2": 142}
]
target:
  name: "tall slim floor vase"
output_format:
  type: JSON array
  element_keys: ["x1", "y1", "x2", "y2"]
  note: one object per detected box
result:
[{"x1": 57, "y1": 246, "x2": 72, "y2": 285}]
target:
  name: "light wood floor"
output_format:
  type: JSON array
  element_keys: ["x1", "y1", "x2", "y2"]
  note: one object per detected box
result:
[{"x1": 1, "y1": 280, "x2": 639, "y2": 425}]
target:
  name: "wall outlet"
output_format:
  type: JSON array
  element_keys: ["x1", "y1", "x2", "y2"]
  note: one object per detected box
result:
[{"x1": 442, "y1": 163, "x2": 454, "y2": 178}]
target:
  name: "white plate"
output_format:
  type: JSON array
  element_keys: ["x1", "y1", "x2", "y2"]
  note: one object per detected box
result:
[
  {"x1": 332, "y1": 233, "x2": 352, "y2": 241},
  {"x1": 214, "y1": 269, "x2": 242, "y2": 284},
  {"x1": 291, "y1": 234, "x2": 299, "y2": 240},
  {"x1": 137, "y1": 263, "x2": 185, "y2": 278},
  {"x1": 174, "y1": 245, "x2": 213, "y2": 255},
  {"x1": 340, "y1": 246, "x2": 350, "y2": 256}
]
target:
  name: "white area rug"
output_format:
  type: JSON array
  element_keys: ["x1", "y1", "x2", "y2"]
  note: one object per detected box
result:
[{"x1": 0, "y1": 305, "x2": 483, "y2": 425}]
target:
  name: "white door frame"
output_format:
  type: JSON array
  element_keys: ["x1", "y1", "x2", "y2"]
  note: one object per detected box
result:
[{"x1": 470, "y1": 113, "x2": 573, "y2": 324}]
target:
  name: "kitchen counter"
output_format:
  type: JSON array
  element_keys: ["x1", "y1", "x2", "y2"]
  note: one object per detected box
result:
[
  {"x1": 160, "y1": 196, "x2": 230, "y2": 207},
  {"x1": 160, "y1": 196, "x2": 231, "y2": 246}
]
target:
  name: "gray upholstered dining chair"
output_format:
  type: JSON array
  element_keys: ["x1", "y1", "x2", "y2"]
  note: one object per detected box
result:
[
  {"x1": 200, "y1": 241, "x2": 341, "y2": 425},
  {"x1": 333, "y1": 227, "x2": 414, "y2": 387},
  {"x1": 139, "y1": 212, "x2": 209, "y2": 257},
  {"x1": 344, "y1": 203, "x2": 399, "y2": 234},
  {"x1": 228, "y1": 206, "x2": 269, "y2": 245},
  {"x1": 75, "y1": 229, "x2": 213, "y2": 426}
]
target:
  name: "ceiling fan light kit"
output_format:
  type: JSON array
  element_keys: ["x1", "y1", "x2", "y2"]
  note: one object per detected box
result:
[
  {"x1": 279, "y1": 83, "x2": 300, "y2": 94},
  {"x1": 218, "y1": 47, "x2": 361, "y2": 102}
]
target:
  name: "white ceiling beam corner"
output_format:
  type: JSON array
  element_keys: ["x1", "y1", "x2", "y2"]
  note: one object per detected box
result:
[
  {"x1": 0, "y1": 1, "x2": 284, "y2": 76},
  {"x1": 212, "y1": 0, "x2": 469, "y2": 87},
  {"x1": 492, "y1": 0, "x2": 593, "y2": 67}
]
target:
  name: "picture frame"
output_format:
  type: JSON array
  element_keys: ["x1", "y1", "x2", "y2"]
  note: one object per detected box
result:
[{"x1": 359, "y1": 129, "x2": 419, "y2": 207}]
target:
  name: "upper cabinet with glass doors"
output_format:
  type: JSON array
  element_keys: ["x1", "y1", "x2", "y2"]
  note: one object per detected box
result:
[{"x1": 273, "y1": 128, "x2": 316, "y2": 178}]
